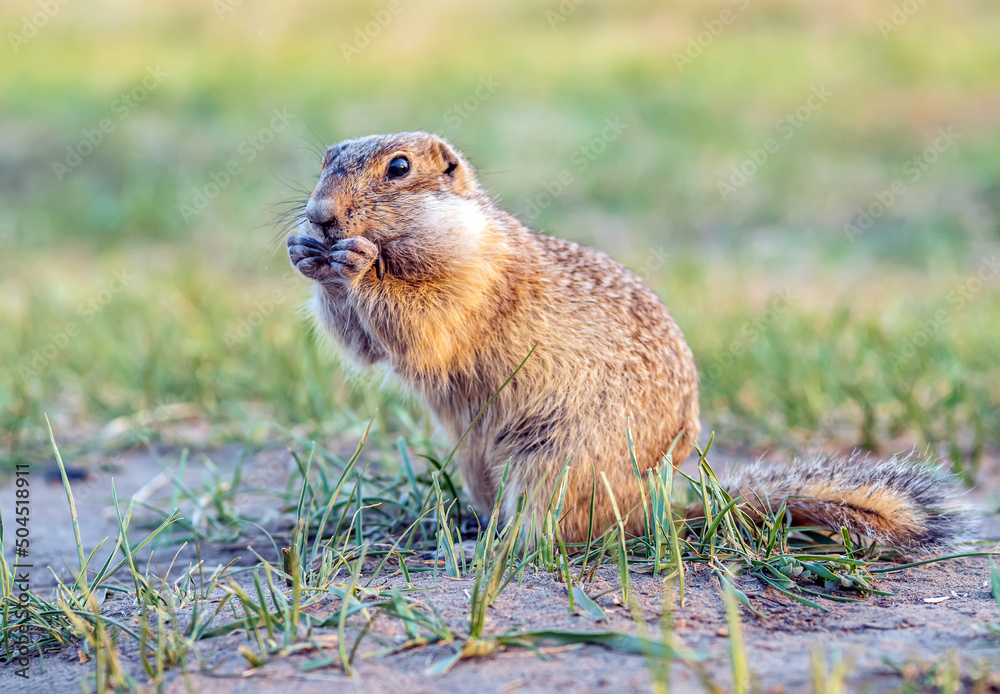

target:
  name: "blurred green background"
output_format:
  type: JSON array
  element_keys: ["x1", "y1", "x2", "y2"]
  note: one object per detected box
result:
[{"x1": 2, "y1": 0, "x2": 999, "y2": 478}]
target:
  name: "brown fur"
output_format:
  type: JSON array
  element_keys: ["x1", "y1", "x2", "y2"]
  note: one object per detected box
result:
[
  {"x1": 288, "y1": 132, "x2": 970, "y2": 554},
  {"x1": 288, "y1": 131, "x2": 699, "y2": 541},
  {"x1": 719, "y1": 453, "x2": 971, "y2": 553}
]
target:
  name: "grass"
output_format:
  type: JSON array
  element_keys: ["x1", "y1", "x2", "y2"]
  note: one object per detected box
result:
[
  {"x1": 2, "y1": 419, "x2": 995, "y2": 690},
  {"x1": 4, "y1": 256, "x2": 999, "y2": 482},
  {"x1": 988, "y1": 561, "x2": 1000, "y2": 640},
  {"x1": 2, "y1": 0, "x2": 1000, "y2": 690},
  {"x1": 889, "y1": 652, "x2": 1000, "y2": 694},
  {"x1": 2, "y1": 0, "x2": 1000, "y2": 476}
]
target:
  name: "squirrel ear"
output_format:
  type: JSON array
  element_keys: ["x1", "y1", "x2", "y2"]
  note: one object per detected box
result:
[{"x1": 431, "y1": 139, "x2": 460, "y2": 176}]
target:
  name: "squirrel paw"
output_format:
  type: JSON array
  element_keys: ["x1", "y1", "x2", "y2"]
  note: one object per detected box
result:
[
  {"x1": 328, "y1": 237, "x2": 380, "y2": 281},
  {"x1": 288, "y1": 234, "x2": 339, "y2": 282}
]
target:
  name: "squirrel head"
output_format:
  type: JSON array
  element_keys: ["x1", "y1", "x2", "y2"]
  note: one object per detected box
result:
[{"x1": 303, "y1": 131, "x2": 484, "y2": 248}]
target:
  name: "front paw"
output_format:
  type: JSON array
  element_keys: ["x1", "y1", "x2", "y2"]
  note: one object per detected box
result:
[
  {"x1": 288, "y1": 235, "x2": 337, "y2": 282},
  {"x1": 328, "y1": 237, "x2": 381, "y2": 281}
]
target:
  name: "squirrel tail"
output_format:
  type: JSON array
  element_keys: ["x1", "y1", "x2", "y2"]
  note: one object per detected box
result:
[{"x1": 715, "y1": 452, "x2": 973, "y2": 554}]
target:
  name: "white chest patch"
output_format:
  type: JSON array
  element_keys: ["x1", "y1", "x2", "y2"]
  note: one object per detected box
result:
[{"x1": 411, "y1": 194, "x2": 492, "y2": 245}]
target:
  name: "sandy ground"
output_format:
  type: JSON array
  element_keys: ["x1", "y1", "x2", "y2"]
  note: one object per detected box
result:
[{"x1": 2, "y1": 445, "x2": 998, "y2": 693}]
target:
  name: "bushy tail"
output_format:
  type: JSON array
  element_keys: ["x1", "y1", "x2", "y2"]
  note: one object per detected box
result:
[{"x1": 719, "y1": 452, "x2": 973, "y2": 554}]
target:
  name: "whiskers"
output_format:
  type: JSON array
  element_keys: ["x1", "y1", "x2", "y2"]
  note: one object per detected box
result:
[
  {"x1": 299, "y1": 128, "x2": 329, "y2": 164},
  {"x1": 260, "y1": 130, "x2": 329, "y2": 260},
  {"x1": 256, "y1": 172, "x2": 312, "y2": 258},
  {"x1": 269, "y1": 192, "x2": 310, "y2": 244}
]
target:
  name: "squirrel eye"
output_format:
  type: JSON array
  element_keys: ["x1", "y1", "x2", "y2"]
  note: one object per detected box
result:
[{"x1": 386, "y1": 156, "x2": 410, "y2": 179}]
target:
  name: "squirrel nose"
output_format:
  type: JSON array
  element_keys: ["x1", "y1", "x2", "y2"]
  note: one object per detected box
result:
[{"x1": 305, "y1": 198, "x2": 337, "y2": 234}]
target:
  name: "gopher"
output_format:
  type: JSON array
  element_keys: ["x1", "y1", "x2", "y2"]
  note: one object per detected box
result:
[{"x1": 287, "y1": 131, "x2": 966, "y2": 551}]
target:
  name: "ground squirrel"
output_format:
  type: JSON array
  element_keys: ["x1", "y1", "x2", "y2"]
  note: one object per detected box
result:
[{"x1": 287, "y1": 131, "x2": 968, "y2": 552}]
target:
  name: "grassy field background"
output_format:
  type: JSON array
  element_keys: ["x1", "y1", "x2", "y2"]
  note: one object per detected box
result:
[
  {"x1": 2, "y1": 0, "x2": 999, "y2": 481},
  {"x1": 2, "y1": 2, "x2": 1000, "y2": 691}
]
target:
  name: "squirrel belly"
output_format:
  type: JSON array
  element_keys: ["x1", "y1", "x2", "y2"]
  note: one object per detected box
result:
[{"x1": 288, "y1": 131, "x2": 972, "y2": 554}]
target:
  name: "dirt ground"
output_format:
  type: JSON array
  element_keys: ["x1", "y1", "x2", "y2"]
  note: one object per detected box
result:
[{"x1": 2, "y1": 445, "x2": 999, "y2": 693}]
